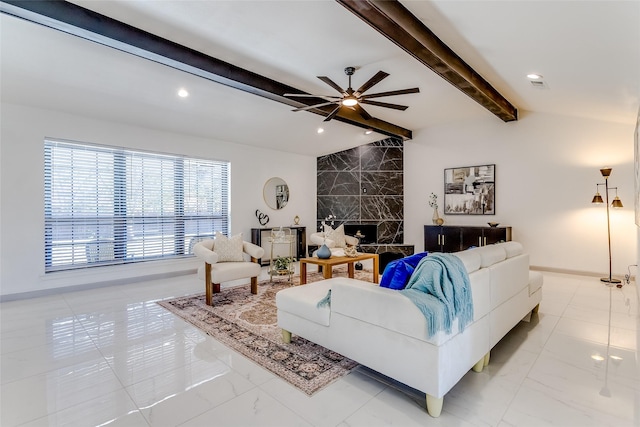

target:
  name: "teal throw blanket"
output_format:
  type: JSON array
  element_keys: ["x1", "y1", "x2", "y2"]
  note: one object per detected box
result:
[{"x1": 400, "y1": 253, "x2": 473, "y2": 338}]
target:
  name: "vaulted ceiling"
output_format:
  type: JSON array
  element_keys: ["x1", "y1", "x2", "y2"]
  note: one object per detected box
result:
[{"x1": 2, "y1": 1, "x2": 639, "y2": 156}]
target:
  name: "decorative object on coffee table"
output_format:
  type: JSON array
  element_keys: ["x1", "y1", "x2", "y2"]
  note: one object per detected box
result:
[{"x1": 316, "y1": 243, "x2": 332, "y2": 259}]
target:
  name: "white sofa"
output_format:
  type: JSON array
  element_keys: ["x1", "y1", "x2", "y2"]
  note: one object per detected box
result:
[{"x1": 276, "y1": 241, "x2": 543, "y2": 417}]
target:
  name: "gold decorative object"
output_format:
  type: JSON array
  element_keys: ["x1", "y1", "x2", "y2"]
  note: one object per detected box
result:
[{"x1": 344, "y1": 246, "x2": 358, "y2": 257}]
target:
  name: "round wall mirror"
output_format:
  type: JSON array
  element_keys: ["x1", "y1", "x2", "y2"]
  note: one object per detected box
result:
[{"x1": 263, "y1": 177, "x2": 289, "y2": 210}]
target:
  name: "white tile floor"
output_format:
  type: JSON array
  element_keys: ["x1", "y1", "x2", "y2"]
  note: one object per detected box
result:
[{"x1": 1, "y1": 268, "x2": 638, "y2": 426}]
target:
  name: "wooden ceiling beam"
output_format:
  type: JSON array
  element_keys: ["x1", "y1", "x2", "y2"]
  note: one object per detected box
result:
[
  {"x1": 0, "y1": 0, "x2": 412, "y2": 140},
  {"x1": 337, "y1": 0, "x2": 518, "y2": 122}
]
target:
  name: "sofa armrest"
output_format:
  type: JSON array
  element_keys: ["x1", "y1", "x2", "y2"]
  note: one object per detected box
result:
[
  {"x1": 243, "y1": 241, "x2": 265, "y2": 260},
  {"x1": 194, "y1": 241, "x2": 219, "y2": 265}
]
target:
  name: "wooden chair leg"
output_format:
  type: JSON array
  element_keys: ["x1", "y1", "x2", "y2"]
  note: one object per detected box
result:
[
  {"x1": 251, "y1": 276, "x2": 258, "y2": 294},
  {"x1": 205, "y1": 263, "x2": 213, "y2": 306}
]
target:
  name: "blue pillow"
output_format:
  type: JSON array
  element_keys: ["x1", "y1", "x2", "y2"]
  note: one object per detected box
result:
[{"x1": 380, "y1": 252, "x2": 429, "y2": 290}]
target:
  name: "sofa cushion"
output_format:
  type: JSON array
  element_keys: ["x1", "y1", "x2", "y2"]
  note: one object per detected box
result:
[
  {"x1": 453, "y1": 250, "x2": 482, "y2": 274},
  {"x1": 473, "y1": 244, "x2": 507, "y2": 268},
  {"x1": 379, "y1": 252, "x2": 429, "y2": 290},
  {"x1": 214, "y1": 232, "x2": 244, "y2": 262},
  {"x1": 276, "y1": 281, "x2": 332, "y2": 326},
  {"x1": 500, "y1": 241, "x2": 524, "y2": 258}
]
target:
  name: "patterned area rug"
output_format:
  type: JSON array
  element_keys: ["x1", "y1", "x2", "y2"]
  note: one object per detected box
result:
[{"x1": 158, "y1": 268, "x2": 374, "y2": 395}]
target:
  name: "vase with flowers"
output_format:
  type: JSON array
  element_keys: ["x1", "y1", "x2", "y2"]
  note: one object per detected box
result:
[
  {"x1": 316, "y1": 214, "x2": 336, "y2": 259},
  {"x1": 429, "y1": 193, "x2": 444, "y2": 225}
]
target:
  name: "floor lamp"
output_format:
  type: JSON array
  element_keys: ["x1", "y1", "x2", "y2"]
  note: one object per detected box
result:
[{"x1": 591, "y1": 167, "x2": 623, "y2": 285}]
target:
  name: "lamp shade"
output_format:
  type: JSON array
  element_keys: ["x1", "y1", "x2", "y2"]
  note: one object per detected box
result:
[
  {"x1": 592, "y1": 192, "x2": 604, "y2": 204},
  {"x1": 612, "y1": 196, "x2": 623, "y2": 208}
]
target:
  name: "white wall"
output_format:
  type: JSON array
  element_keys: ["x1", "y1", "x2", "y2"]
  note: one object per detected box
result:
[
  {"x1": 2, "y1": 102, "x2": 637, "y2": 298},
  {"x1": 0, "y1": 103, "x2": 317, "y2": 298},
  {"x1": 405, "y1": 111, "x2": 637, "y2": 278}
]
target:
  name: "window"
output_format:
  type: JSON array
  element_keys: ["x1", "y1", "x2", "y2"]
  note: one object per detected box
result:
[{"x1": 44, "y1": 139, "x2": 229, "y2": 272}]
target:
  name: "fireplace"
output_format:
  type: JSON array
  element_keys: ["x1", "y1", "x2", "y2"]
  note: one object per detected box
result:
[{"x1": 344, "y1": 224, "x2": 377, "y2": 244}]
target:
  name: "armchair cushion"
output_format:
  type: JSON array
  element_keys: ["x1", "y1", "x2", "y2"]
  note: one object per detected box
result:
[
  {"x1": 214, "y1": 232, "x2": 244, "y2": 262},
  {"x1": 323, "y1": 224, "x2": 347, "y2": 248}
]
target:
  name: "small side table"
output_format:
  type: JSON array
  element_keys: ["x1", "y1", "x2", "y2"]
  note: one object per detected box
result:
[{"x1": 268, "y1": 228, "x2": 295, "y2": 283}]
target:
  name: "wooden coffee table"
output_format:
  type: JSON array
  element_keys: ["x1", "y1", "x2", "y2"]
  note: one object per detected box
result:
[{"x1": 299, "y1": 253, "x2": 379, "y2": 284}]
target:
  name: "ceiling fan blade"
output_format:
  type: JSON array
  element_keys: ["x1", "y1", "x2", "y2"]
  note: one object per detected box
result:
[
  {"x1": 292, "y1": 101, "x2": 338, "y2": 112},
  {"x1": 360, "y1": 99, "x2": 409, "y2": 111},
  {"x1": 353, "y1": 104, "x2": 372, "y2": 120},
  {"x1": 323, "y1": 105, "x2": 342, "y2": 122},
  {"x1": 360, "y1": 87, "x2": 420, "y2": 100},
  {"x1": 355, "y1": 71, "x2": 389, "y2": 95},
  {"x1": 317, "y1": 76, "x2": 346, "y2": 95},
  {"x1": 284, "y1": 93, "x2": 341, "y2": 99}
]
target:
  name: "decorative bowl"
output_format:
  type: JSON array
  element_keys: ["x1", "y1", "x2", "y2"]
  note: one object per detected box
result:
[{"x1": 487, "y1": 222, "x2": 499, "y2": 227}]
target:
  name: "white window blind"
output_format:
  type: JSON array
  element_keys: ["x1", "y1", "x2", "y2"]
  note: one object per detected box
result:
[{"x1": 44, "y1": 139, "x2": 229, "y2": 272}]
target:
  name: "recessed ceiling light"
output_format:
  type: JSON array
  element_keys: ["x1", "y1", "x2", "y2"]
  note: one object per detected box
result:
[
  {"x1": 317, "y1": 127, "x2": 324, "y2": 134},
  {"x1": 364, "y1": 129, "x2": 373, "y2": 135},
  {"x1": 526, "y1": 73, "x2": 543, "y2": 80},
  {"x1": 178, "y1": 88, "x2": 189, "y2": 98}
]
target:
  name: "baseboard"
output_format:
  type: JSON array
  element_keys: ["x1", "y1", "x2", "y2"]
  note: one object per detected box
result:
[
  {"x1": 0, "y1": 269, "x2": 197, "y2": 302},
  {"x1": 529, "y1": 265, "x2": 635, "y2": 282}
]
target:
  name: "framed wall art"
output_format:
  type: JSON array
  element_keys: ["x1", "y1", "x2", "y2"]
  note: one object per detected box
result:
[{"x1": 444, "y1": 164, "x2": 496, "y2": 215}]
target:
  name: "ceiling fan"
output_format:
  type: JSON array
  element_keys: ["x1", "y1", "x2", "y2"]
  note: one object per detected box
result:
[{"x1": 284, "y1": 66, "x2": 420, "y2": 122}]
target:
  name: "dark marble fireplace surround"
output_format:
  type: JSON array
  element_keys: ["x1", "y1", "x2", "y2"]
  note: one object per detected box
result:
[{"x1": 317, "y1": 137, "x2": 413, "y2": 257}]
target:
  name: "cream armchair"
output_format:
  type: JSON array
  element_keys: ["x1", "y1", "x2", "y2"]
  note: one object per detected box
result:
[{"x1": 193, "y1": 238, "x2": 265, "y2": 305}]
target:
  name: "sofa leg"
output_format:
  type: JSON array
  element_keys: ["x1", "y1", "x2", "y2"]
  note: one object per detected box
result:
[
  {"x1": 484, "y1": 351, "x2": 490, "y2": 367},
  {"x1": 472, "y1": 357, "x2": 485, "y2": 373},
  {"x1": 251, "y1": 277, "x2": 258, "y2": 294},
  {"x1": 282, "y1": 329, "x2": 291, "y2": 344},
  {"x1": 522, "y1": 311, "x2": 532, "y2": 322},
  {"x1": 532, "y1": 303, "x2": 540, "y2": 314},
  {"x1": 426, "y1": 394, "x2": 443, "y2": 417}
]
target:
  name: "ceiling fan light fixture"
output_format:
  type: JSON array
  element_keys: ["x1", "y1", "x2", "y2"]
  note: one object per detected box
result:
[{"x1": 342, "y1": 97, "x2": 358, "y2": 107}]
